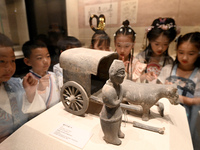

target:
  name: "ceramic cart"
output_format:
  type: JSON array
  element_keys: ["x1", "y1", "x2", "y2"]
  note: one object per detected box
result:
[
  {"x1": 60, "y1": 48, "x2": 140, "y2": 116},
  {"x1": 59, "y1": 48, "x2": 117, "y2": 115}
]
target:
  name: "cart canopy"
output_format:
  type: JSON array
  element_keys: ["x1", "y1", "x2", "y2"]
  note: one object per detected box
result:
[{"x1": 60, "y1": 48, "x2": 118, "y2": 75}]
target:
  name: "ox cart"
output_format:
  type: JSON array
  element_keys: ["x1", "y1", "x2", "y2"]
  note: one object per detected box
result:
[
  {"x1": 59, "y1": 48, "x2": 142, "y2": 116},
  {"x1": 59, "y1": 48, "x2": 178, "y2": 119}
]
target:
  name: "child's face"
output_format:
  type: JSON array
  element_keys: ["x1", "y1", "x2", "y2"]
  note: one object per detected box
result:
[
  {"x1": 150, "y1": 34, "x2": 170, "y2": 57},
  {"x1": 0, "y1": 47, "x2": 16, "y2": 84},
  {"x1": 24, "y1": 47, "x2": 51, "y2": 77},
  {"x1": 177, "y1": 41, "x2": 199, "y2": 68},
  {"x1": 115, "y1": 35, "x2": 134, "y2": 61}
]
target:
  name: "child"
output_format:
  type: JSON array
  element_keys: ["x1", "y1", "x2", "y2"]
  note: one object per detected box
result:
[
  {"x1": 90, "y1": 14, "x2": 111, "y2": 51},
  {"x1": 53, "y1": 36, "x2": 82, "y2": 88},
  {"x1": 158, "y1": 32, "x2": 200, "y2": 149},
  {"x1": 22, "y1": 40, "x2": 60, "y2": 116},
  {"x1": 114, "y1": 20, "x2": 146, "y2": 80},
  {"x1": 135, "y1": 17, "x2": 178, "y2": 83},
  {"x1": 57, "y1": 36, "x2": 82, "y2": 52},
  {"x1": 0, "y1": 33, "x2": 38, "y2": 142}
]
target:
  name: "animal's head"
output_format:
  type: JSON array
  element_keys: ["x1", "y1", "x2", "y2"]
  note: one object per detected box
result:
[{"x1": 165, "y1": 85, "x2": 180, "y2": 105}]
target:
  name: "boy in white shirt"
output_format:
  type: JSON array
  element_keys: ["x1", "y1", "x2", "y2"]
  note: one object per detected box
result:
[
  {"x1": 0, "y1": 33, "x2": 38, "y2": 142},
  {"x1": 22, "y1": 40, "x2": 60, "y2": 116}
]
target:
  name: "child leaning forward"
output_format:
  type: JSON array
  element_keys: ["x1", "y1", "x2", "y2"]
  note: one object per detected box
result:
[{"x1": 22, "y1": 40, "x2": 60, "y2": 117}]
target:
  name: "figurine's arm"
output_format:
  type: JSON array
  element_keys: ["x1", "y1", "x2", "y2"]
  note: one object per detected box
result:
[
  {"x1": 103, "y1": 95, "x2": 121, "y2": 108},
  {"x1": 102, "y1": 85, "x2": 121, "y2": 108}
]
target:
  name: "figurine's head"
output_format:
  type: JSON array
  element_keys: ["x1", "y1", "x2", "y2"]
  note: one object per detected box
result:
[{"x1": 109, "y1": 59, "x2": 125, "y2": 84}]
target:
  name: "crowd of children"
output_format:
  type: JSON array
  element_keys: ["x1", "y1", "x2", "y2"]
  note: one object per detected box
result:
[{"x1": 1, "y1": 15, "x2": 200, "y2": 150}]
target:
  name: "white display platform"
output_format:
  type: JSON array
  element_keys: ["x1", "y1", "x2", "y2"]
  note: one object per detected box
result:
[{"x1": 0, "y1": 98, "x2": 193, "y2": 150}]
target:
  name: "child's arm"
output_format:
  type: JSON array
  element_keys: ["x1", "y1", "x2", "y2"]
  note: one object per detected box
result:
[
  {"x1": 131, "y1": 58, "x2": 147, "y2": 82},
  {"x1": 179, "y1": 95, "x2": 200, "y2": 105},
  {"x1": 22, "y1": 73, "x2": 49, "y2": 114},
  {"x1": 145, "y1": 72, "x2": 157, "y2": 82},
  {"x1": 139, "y1": 72, "x2": 157, "y2": 83},
  {"x1": 23, "y1": 73, "x2": 38, "y2": 103}
]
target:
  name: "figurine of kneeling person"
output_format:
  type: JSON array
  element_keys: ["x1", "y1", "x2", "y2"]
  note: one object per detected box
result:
[{"x1": 100, "y1": 59, "x2": 125, "y2": 145}]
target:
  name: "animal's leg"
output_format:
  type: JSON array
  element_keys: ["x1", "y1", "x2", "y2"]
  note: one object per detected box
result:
[
  {"x1": 155, "y1": 102, "x2": 164, "y2": 117},
  {"x1": 142, "y1": 106, "x2": 150, "y2": 121}
]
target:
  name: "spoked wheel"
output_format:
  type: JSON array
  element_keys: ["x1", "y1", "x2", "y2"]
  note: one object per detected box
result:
[{"x1": 61, "y1": 81, "x2": 89, "y2": 115}]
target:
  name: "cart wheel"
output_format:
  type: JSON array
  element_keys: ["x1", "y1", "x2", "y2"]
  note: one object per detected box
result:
[{"x1": 61, "y1": 81, "x2": 89, "y2": 115}]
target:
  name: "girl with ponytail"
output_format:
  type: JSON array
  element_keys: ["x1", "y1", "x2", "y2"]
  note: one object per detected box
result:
[{"x1": 114, "y1": 20, "x2": 146, "y2": 80}]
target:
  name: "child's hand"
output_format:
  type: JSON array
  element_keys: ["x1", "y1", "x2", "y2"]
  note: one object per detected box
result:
[
  {"x1": 179, "y1": 95, "x2": 196, "y2": 105},
  {"x1": 165, "y1": 80, "x2": 173, "y2": 85},
  {"x1": 23, "y1": 73, "x2": 38, "y2": 103},
  {"x1": 145, "y1": 72, "x2": 157, "y2": 82},
  {"x1": 23, "y1": 73, "x2": 38, "y2": 88},
  {"x1": 123, "y1": 61, "x2": 130, "y2": 72},
  {"x1": 38, "y1": 74, "x2": 50, "y2": 91},
  {"x1": 122, "y1": 56, "x2": 130, "y2": 72}
]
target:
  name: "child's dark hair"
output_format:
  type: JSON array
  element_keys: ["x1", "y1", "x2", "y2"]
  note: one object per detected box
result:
[
  {"x1": 114, "y1": 20, "x2": 136, "y2": 80},
  {"x1": 57, "y1": 36, "x2": 82, "y2": 52},
  {"x1": 22, "y1": 40, "x2": 47, "y2": 58},
  {"x1": 114, "y1": 20, "x2": 136, "y2": 57},
  {"x1": 175, "y1": 32, "x2": 200, "y2": 67},
  {"x1": 0, "y1": 33, "x2": 13, "y2": 48},
  {"x1": 89, "y1": 14, "x2": 110, "y2": 50},
  {"x1": 114, "y1": 20, "x2": 136, "y2": 43},
  {"x1": 144, "y1": 17, "x2": 177, "y2": 68},
  {"x1": 147, "y1": 18, "x2": 177, "y2": 43},
  {"x1": 91, "y1": 30, "x2": 110, "y2": 49}
]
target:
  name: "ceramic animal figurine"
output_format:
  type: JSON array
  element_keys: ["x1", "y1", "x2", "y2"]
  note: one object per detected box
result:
[
  {"x1": 122, "y1": 80, "x2": 179, "y2": 121},
  {"x1": 100, "y1": 60, "x2": 125, "y2": 145}
]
